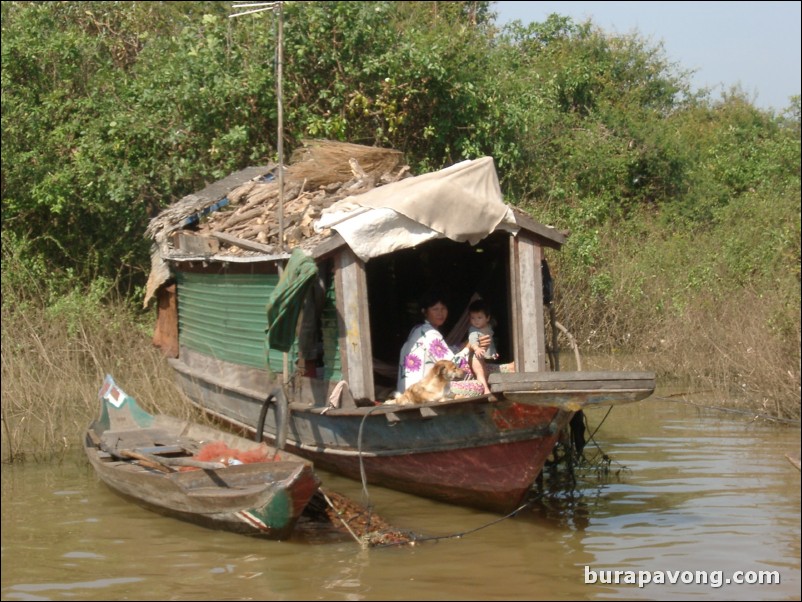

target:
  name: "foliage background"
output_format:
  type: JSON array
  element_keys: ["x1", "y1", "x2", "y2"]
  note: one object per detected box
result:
[{"x1": 2, "y1": 1, "x2": 799, "y2": 458}]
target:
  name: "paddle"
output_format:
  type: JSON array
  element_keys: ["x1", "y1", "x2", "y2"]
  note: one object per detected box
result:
[
  {"x1": 114, "y1": 449, "x2": 227, "y2": 472},
  {"x1": 114, "y1": 449, "x2": 176, "y2": 473}
]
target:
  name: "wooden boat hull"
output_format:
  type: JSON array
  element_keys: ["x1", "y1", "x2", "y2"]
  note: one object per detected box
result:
[
  {"x1": 85, "y1": 376, "x2": 320, "y2": 539},
  {"x1": 85, "y1": 449, "x2": 319, "y2": 537},
  {"x1": 306, "y1": 434, "x2": 562, "y2": 512},
  {"x1": 172, "y1": 362, "x2": 585, "y2": 513},
  {"x1": 170, "y1": 357, "x2": 654, "y2": 513}
]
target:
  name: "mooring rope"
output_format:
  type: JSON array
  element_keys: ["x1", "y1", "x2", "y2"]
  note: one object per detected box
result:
[
  {"x1": 356, "y1": 404, "x2": 386, "y2": 506},
  {"x1": 384, "y1": 496, "x2": 541, "y2": 547}
]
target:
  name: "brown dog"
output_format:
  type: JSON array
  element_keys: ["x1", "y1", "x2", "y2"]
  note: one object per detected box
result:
[{"x1": 390, "y1": 360, "x2": 467, "y2": 405}]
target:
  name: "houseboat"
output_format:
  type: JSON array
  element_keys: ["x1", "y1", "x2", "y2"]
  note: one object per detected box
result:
[{"x1": 145, "y1": 141, "x2": 654, "y2": 513}]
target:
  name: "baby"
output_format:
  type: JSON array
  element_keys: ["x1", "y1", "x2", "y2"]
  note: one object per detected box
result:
[{"x1": 468, "y1": 299, "x2": 499, "y2": 361}]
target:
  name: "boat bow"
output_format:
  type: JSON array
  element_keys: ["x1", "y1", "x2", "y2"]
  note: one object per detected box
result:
[{"x1": 489, "y1": 371, "x2": 656, "y2": 411}]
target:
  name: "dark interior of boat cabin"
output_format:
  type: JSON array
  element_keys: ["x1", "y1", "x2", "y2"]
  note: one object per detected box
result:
[{"x1": 364, "y1": 232, "x2": 512, "y2": 392}]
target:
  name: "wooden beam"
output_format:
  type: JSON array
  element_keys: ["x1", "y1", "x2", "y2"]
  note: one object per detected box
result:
[
  {"x1": 511, "y1": 235, "x2": 546, "y2": 372},
  {"x1": 171, "y1": 232, "x2": 220, "y2": 255},
  {"x1": 334, "y1": 248, "x2": 375, "y2": 401},
  {"x1": 209, "y1": 231, "x2": 279, "y2": 256},
  {"x1": 311, "y1": 232, "x2": 347, "y2": 259},
  {"x1": 510, "y1": 207, "x2": 566, "y2": 249}
]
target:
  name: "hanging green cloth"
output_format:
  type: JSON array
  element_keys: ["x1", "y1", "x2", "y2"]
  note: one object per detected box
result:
[{"x1": 265, "y1": 248, "x2": 318, "y2": 353}]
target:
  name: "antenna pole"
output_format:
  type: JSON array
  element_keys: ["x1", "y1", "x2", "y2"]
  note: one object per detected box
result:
[
  {"x1": 276, "y1": 1, "x2": 285, "y2": 253},
  {"x1": 232, "y1": 3, "x2": 284, "y2": 252}
]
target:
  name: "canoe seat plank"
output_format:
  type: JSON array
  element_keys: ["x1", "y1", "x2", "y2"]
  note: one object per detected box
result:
[
  {"x1": 134, "y1": 445, "x2": 186, "y2": 456},
  {"x1": 102, "y1": 429, "x2": 197, "y2": 454},
  {"x1": 186, "y1": 485, "x2": 265, "y2": 498}
]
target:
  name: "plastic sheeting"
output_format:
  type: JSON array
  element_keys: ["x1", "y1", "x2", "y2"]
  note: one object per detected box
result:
[{"x1": 315, "y1": 157, "x2": 519, "y2": 261}]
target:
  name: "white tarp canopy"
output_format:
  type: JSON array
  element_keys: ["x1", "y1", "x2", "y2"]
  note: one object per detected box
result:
[{"x1": 314, "y1": 156, "x2": 519, "y2": 261}]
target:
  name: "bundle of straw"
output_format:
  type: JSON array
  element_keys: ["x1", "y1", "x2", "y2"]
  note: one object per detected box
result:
[{"x1": 287, "y1": 139, "x2": 405, "y2": 188}]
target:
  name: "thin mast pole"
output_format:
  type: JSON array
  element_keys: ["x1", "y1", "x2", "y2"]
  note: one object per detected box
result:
[
  {"x1": 277, "y1": 4, "x2": 289, "y2": 381},
  {"x1": 230, "y1": 3, "x2": 285, "y2": 253},
  {"x1": 231, "y1": 2, "x2": 289, "y2": 384},
  {"x1": 276, "y1": 2, "x2": 284, "y2": 253}
]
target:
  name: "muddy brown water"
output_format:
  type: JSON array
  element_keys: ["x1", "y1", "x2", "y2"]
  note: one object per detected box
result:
[{"x1": 2, "y1": 396, "x2": 800, "y2": 601}]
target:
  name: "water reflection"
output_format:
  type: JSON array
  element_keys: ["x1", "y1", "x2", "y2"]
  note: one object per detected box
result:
[{"x1": 1, "y1": 398, "x2": 800, "y2": 601}]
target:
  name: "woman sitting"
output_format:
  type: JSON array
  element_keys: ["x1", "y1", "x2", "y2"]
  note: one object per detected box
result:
[{"x1": 397, "y1": 290, "x2": 494, "y2": 398}]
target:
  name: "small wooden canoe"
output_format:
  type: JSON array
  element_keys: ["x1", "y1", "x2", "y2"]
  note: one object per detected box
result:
[{"x1": 84, "y1": 375, "x2": 320, "y2": 539}]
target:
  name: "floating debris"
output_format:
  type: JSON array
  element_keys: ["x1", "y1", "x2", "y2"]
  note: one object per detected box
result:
[{"x1": 301, "y1": 488, "x2": 417, "y2": 548}]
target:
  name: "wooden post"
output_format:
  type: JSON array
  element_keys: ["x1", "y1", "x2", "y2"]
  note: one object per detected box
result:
[
  {"x1": 510, "y1": 234, "x2": 546, "y2": 372},
  {"x1": 334, "y1": 248, "x2": 375, "y2": 401}
]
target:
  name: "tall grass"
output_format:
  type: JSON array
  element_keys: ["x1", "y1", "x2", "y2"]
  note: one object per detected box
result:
[
  {"x1": 548, "y1": 185, "x2": 801, "y2": 421},
  {"x1": 1, "y1": 234, "x2": 196, "y2": 463}
]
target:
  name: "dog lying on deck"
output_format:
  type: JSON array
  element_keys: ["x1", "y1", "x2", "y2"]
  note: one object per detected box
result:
[{"x1": 388, "y1": 360, "x2": 467, "y2": 406}]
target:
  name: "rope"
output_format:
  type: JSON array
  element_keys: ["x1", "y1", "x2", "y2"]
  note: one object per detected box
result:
[
  {"x1": 328, "y1": 403, "x2": 388, "y2": 545},
  {"x1": 357, "y1": 405, "x2": 387, "y2": 506},
  {"x1": 393, "y1": 496, "x2": 541, "y2": 546},
  {"x1": 576, "y1": 407, "x2": 631, "y2": 473}
]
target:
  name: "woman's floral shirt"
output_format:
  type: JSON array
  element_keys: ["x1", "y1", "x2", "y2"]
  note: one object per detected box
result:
[{"x1": 396, "y1": 321, "x2": 470, "y2": 392}]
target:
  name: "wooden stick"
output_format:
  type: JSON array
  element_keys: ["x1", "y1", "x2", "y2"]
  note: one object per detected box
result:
[
  {"x1": 96, "y1": 438, "x2": 227, "y2": 472},
  {"x1": 320, "y1": 490, "x2": 367, "y2": 549},
  {"x1": 118, "y1": 449, "x2": 226, "y2": 471},
  {"x1": 117, "y1": 450, "x2": 176, "y2": 473},
  {"x1": 210, "y1": 231, "x2": 281, "y2": 255},
  {"x1": 555, "y1": 320, "x2": 582, "y2": 371}
]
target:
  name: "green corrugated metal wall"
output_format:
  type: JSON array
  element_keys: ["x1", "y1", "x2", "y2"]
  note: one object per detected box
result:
[
  {"x1": 321, "y1": 278, "x2": 342, "y2": 381},
  {"x1": 176, "y1": 272, "x2": 290, "y2": 372},
  {"x1": 176, "y1": 271, "x2": 341, "y2": 380}
]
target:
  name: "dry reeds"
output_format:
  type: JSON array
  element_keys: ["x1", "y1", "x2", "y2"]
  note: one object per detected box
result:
[
  {"x1": 664, "y1": 289, "x2": 801, "y2": 419},
  {"x1": 287, "y1": 139, "x2": 406, "y2": 189},
  {"x1": 1, "y1": 295, "x2": 197, "y2": 464},
  {"x1": 549, "y1": 263, "x2": 801, "y2": 421}
]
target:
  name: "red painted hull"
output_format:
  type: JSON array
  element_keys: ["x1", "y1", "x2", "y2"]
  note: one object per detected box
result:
[{"x1": 301, "y1": 431, "x2": 562, "y2": 513}]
